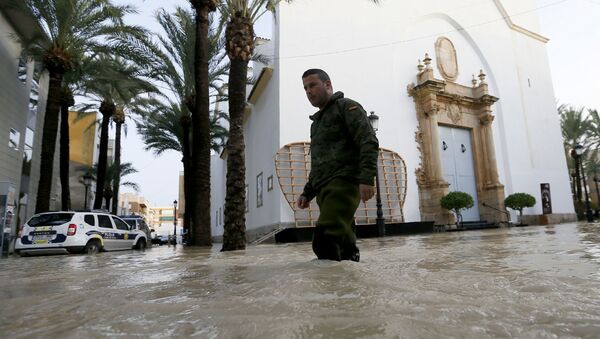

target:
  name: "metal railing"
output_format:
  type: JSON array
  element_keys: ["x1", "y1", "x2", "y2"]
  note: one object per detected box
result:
[
  {"x1": 249, "y1": 226, "x2": 285, "y2": 245},
  {"x1": 481, "y1": 202, "x2": 511, "y2": 223}
]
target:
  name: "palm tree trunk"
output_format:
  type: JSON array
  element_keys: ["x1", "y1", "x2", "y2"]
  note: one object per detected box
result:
[
  {"x1": 190, "y1": 1, "x2": 216, "y2": 246},
  {"x1": 222, "y1": 58, "x2": 248, "y2": 251},
  {"x1": 35, "y1": 71, "x2": 64, "y2": 213},
  {"x1": 221, "y1": 12, "x2": 254, "y2": 251},
  {"x1": 94, "y1": 101, "x2": 115, "y2": 209},
  {"x1": 180, "y1": 116, "x2": 192, "y2": 242},
  {"x1": 104, "y1": 192, "x2": 111, "y2": 211},
  {"x1": 59, "y1": 88, "x2": 74, "y2": 211},
  {"x1": 111, "y1": 121, "x2": 122, "y2": 214}
]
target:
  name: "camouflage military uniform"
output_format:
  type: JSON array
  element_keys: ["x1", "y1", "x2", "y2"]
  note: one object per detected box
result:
[{"x1": 301, "y1": 91, "x2": 379, "y2": 261}]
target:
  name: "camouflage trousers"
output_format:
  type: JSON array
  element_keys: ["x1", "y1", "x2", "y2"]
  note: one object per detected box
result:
[{"x1": 312, "y1": 177, "x2": 361, "y2": 261}]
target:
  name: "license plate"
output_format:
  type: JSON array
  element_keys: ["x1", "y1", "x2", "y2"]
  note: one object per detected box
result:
[{"x1": 32, "y1": 235, "x2": 53, "y2": 243}]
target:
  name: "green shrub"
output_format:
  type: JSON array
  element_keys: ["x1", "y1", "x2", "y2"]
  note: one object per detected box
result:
[
  {"x1": 440, "y1": 191, "x2": 474, "y2": 226},
  {"x1": 504, "y1": 193, "x2": 536, "y2": 225}
]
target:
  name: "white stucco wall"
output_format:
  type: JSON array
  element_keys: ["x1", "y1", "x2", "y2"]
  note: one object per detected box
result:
[
  {"x1": 210, "y1": 0, "x2": 573, "y2": 232},
  {"x1": 210, "y1": 153, "x2": 226, "y2": 237},
  {"x1": 273, "y1": 0, "x2": 573, "y2": 223},
  {"x1": 243, "y1": 39, "x2": 282, "y2": 232}
]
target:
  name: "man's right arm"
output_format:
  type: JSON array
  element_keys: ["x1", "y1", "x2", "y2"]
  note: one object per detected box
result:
[{"x1": 297, "y1": 172, "x2": 316, "y2": 209}]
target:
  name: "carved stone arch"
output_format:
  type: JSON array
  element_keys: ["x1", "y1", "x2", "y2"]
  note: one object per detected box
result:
[{"x1": 408, "y1": 56, "x2": 507, "y2": 226}]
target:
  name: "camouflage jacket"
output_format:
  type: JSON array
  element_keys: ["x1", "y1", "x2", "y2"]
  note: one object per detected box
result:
[{"x1": 301, "y1": 91, "x2": 379, "y2": 200}]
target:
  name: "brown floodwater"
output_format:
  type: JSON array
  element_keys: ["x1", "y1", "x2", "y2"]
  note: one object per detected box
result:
[{"x1": 1, "y1": 223, "x2": 600, "y2": 338}]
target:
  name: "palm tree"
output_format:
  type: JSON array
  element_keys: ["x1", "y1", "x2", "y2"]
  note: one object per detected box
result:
[
  {"x1": 150, "y1": 6, "x2": 227, "y2": 245},
  {"x1": 85, "y1": 162, "x2": 140, "y2": 210},
  {"x1": 559, "y1": 104, "x2": 590, "y2": 203},
  {"x1": 586, "y1": 109, "x2": 600, "y2": 151},
  {"x1": 80, "y1": 55, "x2": 157, "y2": 210},
  {"x1": 59, "y1": 85, "x2": 75, "y2": 210},
  {"x1": 8, "y1": 0, "x2": 147, "y2": 213},
  {"x1": 189, "y1": 0, "x2": 221, "y2": 246},
  {"x1": 104, "y1": 162, "x2": 140, "y2": 211},
  {"x1": 138, "y1": 103, "x2": 228, "y2": 155},
  {"x1": 584, "y1": 154, "x2": 600, "y2": 208}
]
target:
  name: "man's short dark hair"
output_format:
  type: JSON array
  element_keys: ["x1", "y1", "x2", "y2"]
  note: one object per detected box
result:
[{"x1": 302, "y1": 69, "x2": 330, "y2": 82}]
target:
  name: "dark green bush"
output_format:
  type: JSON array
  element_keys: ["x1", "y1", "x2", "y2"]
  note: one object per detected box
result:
[
  {"x1": 504, "y1": 193, "x2": 536, "y2": 225},
  {"x1": 440, "y1": 191, "x2": 474, "y2": 225}
]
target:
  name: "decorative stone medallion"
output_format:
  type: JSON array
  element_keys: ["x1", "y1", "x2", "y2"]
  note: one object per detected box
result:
[
  {"x1": 446, "y1": 102, "x2": 462, "y2": 124},
  {"x1": 435, "y1": 37, "x2": 459, "y2": 82}
]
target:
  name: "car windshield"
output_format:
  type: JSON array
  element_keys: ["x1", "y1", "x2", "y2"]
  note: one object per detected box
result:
[
  {"x1": 124, "y1": 220, "x2": 136, "y2": 228},
  {"x1": 28, "y1": 213, "x2": 74, "y2": 226}
]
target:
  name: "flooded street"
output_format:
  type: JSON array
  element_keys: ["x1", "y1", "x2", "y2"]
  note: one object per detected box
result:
[{"x1": 1, "y1": 223, "x2": 600, "y2": 338}]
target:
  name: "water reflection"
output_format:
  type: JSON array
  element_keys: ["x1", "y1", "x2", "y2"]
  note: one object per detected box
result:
[{"x1": 1, "y1": 223, "x2": 600, "y2": 337}]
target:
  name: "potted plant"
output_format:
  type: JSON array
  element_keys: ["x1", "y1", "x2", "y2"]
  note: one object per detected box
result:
[
  {"x1": 504, "y1": 193, "x2": 536, "y2": 226},
  {"x1": 440, "y1": 191, "x2": 474, "y2": 228}
]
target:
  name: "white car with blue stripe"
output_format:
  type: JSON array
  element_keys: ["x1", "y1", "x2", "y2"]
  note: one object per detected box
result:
[{"x1": 15, "y1": 211, "x2": 148, "y2": 256}]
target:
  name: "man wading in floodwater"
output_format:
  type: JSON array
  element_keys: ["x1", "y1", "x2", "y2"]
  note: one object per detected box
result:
[{"x1": 296, "y1": 69, "x2": 379, "y2": 262}]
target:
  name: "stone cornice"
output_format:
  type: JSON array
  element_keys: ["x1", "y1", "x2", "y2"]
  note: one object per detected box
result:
[{"x1": 493, "y1": 0, "x2": 550, "y2": 43}]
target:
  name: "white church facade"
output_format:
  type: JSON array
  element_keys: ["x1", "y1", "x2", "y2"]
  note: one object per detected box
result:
[{"x1": 210, "y1": 0, "x2": 575, "y2": 241}]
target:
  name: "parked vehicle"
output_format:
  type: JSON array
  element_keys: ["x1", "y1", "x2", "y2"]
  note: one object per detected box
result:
[
  {"x1": 119, "y1": 215, "x2": 152, "y2": 246},
  {"x1": 150, "y1": 229, "x2": 169, "y2": 245},
  {"x1": 15, "y1": 211, "x2": 147, "y2": 256}
]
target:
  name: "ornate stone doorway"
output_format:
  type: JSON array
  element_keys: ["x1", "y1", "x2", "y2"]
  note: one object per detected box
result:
[{"x1": 408, "y1": 51, "x2": 507, "y2": 226}]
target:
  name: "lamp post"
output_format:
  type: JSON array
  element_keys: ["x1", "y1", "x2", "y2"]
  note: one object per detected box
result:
[
  {"x1": 173, "y1": 200, "x2": 178, "y2": 245},
  {"x1": 574, "y1": 144, "x2": 594, "y2": 222},
  {"x1": 83, "y1": 173, "x2": 93, "y2": 210},
  {"x1": 571, "y1": 149, "x2": 582, "y2": 202},
  {"x1": 368, "y1": 111, "x2": 385, "y2": 237}
]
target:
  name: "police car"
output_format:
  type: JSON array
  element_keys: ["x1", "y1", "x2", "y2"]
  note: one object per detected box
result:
[{"x1": 15, "y1": 211, "x2": 148, "y2": 256}]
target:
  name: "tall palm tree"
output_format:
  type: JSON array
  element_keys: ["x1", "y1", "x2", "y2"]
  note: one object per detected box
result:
[
  {"x1": 59, "y1": 85, "x2": 75, "y2": 210},
  {"x1": 189, "y1": 0, "x2": 221, "y2": 246},
  {"x1": 151, "y1": 6, "x2": 227, "y2": 245},
  {"x1": 80, "y1": 55, "x2": 157, "y2": 210},
  {"x1": 8, "y1": 0, "x2": 144, "y2": 213}
]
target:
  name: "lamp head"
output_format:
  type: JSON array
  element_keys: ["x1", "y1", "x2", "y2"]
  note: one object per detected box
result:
[
  {"x1": 83, "y1": 173, "x2": 93, "y2": 186},
  {"x1": 575, "y1": 143, "x2": 584, "y2": 156},
  {"x1": 173, "y1": 200, "x2": 178, "y2": 208},
  {"x1": 368, "y1": 111, "x2": 379, "y2": 132}
]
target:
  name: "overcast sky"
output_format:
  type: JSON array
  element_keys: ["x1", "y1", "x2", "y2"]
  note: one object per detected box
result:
[{"x1": 115, "y1": 0, "x2": 600, "y2": 207}]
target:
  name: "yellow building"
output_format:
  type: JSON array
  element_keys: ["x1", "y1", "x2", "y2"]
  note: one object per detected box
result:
[
  {"x1": 69, "y1": 111, "x2": 97, "y2": 167},
  {"x1": 69, "y1": 111, "x2": 98, "y2": 210}
]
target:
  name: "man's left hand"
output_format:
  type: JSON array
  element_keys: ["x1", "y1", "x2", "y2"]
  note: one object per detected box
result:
[{"x1": 359, "y1": 184, "x2": 375, "y2": 202}]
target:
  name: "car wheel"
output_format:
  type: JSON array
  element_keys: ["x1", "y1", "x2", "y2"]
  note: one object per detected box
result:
[
  {"x1": 135, "y1": 239, "x2": 147, "y2": 250},
  {"x1": 83, "y1": 240, "x2": 101, "y2": 255}
]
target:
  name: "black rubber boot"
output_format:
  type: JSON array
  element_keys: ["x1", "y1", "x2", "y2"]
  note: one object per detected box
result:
[
  {"x1": 312, "y1": 228, "x2": 342, "y2": 261},
  {"x1": 341, "y1": 243, "x2": 360, "y2": 262}
]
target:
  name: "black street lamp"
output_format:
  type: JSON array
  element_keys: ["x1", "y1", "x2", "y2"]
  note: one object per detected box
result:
[
  {"x1": 571, "y1": 149, "x2": 582, "y2": 202},
  {"x1": 367, "y1": 111, "x2": 385, "y2": 237},
  {"x1": 574, "y1": 144, "x2": 594, "y2": 222},
  {"x1": 83, "y1": 173, "x2": 93, "y2": 210},
  {"x1": 173, "y1": 200, "x2": 178, "y2": 245}
]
